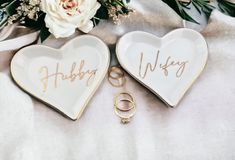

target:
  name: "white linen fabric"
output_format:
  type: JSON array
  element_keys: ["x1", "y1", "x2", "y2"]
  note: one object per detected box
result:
[
  {"x1": 0, "y1": 1, "x2": 235, "y2": 159},
  {"x1": 0, "y1": 24, "x2": 38, "y2": 52}
]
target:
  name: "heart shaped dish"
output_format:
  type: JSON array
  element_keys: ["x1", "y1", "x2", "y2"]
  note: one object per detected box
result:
[
  {"x1": 116, "y1": 28, "x2": 208, "y2": 107},
  {"x1": 11, "y1": 35, "x2": 110, "y2": 120}
]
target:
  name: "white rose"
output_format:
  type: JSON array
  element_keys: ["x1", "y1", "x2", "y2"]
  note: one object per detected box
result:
[{"x1": 40, "y1": 0, "x2": 100, "y2": 38}]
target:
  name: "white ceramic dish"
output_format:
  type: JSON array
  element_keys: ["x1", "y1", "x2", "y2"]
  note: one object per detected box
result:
[
  {"x1": 11, "y1": 35, "x2": 110, "y2": 120},
  {"x1": 116, "y1": 28, "x2": 208, "y2": 107}
]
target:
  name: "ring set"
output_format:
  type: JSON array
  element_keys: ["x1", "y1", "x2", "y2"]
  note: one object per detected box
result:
[
  {"x1": 114, "y1": 92, "x2": 136, "y2": 124},
  {"x1": 108, "y1": 66, "x2": 136, "y2": 124},
  {"x1": 108, "y1": 66, "x2": 126, "y2": 87}
]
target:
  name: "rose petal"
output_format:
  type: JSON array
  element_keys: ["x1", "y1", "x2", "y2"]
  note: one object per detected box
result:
[
  {"x1": 78, "y1": 20, "x2": 94, "y2": 33},
  {"x1": 40, "y1": 0, "x2": 101, "y2": 37}
]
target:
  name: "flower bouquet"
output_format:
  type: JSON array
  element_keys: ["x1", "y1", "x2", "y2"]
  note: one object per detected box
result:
[
  {"x1": 0, "y1": 0, "x2": 133, "y2": 41},
  {"x1": 0, "y1": 0, "x2": 234, "y2": 42}
]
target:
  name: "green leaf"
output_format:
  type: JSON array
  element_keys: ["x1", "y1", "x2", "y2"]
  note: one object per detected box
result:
[
  {"x1": 95, "y1": 4, "x2": 109, "y2": 19},
  {"x1": 163, "y1": 0, "x2": 216, "y2": 23},
  {"x1": 5, "y1": 0, "x2": 20, "y2": 16},
  {"x1": 92, "y1": 4, "x2": 109, "y2": 26},
  {"x1": 39, "y1": 23, "x2": 50, "y2": 43},
  {"x1": 192, "y1": 0, "x2": 214, "y2": 18},
  {"x1": 0, "y1": 0, "x2": 12, "y2": 6},
  {"x1": 192, "y1": 1, "x2": 202, "y2": 14},
  {"x1": 23, "y1": 13, "x2": 46, "y2": 30},
  {"x1": 0, "y1": 9, "x2": 8, "y2": 28},
  {"x1": 162, "y1": 0, "x2": 199, "y2": 24},
  {"x1": 218, "y1": 0, "x2": 235, "y2": 17}
]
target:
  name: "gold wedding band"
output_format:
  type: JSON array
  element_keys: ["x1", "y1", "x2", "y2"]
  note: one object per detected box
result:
[
  {"x1": 108, "y1": 66, "x2": 126, "y2": 87},
  {"x1": 108, "y1": 67, "x2": 136, "y2": 124},
  {"x1": 115, "y1": 99, "x2": 135, "y2": 111},
  {"x1": 114, "y1": 92, "x2": 136, "y2": 124},
  {"x1": 108, "y1": 66, "x2": 124, "y2": 79},
  {"x1": 114, "y1": 92, "x2": 134, "y2": 107}
]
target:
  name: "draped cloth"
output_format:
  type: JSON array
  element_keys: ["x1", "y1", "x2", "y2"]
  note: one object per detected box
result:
[{"x1": 0, "y1": 1, "x2": 235, "y2": 159}]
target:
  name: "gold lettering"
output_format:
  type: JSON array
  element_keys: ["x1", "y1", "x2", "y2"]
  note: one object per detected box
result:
[
  {"x1": 139, "y1": 50, "x2": 188, "y2": 79},
  {"x1": 39, "y1": 61, "x2": 98, "y2": 92},
  {"x1": 139, "y1": 50, "x2": 160, "y2": 79},
  {"x1": 39, "y1": 66, "x2": 49, "y2": 92}
]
